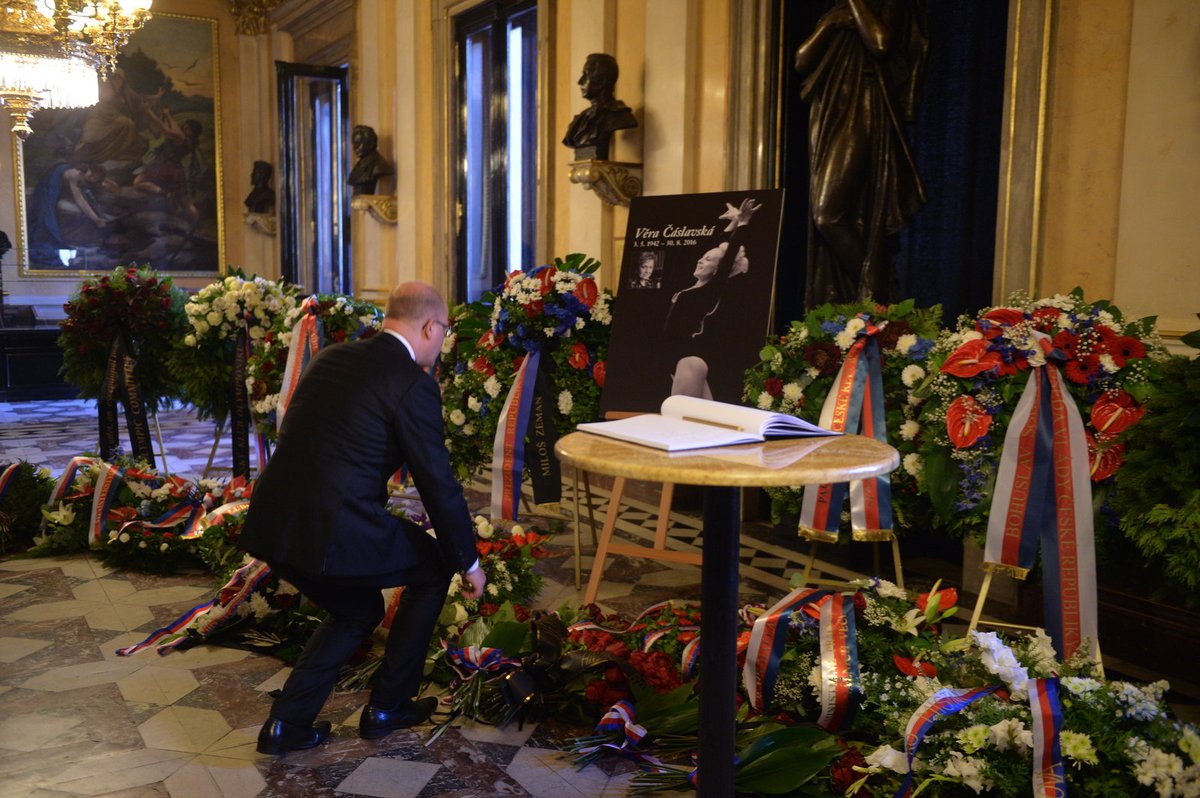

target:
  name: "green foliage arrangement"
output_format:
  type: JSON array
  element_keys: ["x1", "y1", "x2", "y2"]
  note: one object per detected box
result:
[
  {"x1": 169, "y1": 268, "x2": 297, "y2": 422},
  {"x1": 742, "y1": 299, "x2": 942, "y2": 531},
  {"x1": 0, "y1": 462, "x2": 55, "y2": 553},
  {"x1": 438, "y1": 254, "x2": 614, "y2": 482},
  {"x1": 1113, "y1": 321, "x2": 1200, "y2": 607},
  {"x1": 57, "y1": 265, "x2": 189, "y2": 411}
]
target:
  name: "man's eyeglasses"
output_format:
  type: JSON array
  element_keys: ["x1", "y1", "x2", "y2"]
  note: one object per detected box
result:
[{"x1": 430, "y1": 319, "x2": 453, "y2": 339}]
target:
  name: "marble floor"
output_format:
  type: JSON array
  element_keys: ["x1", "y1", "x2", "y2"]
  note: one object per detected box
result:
[{"x1": 2, "y1": 399, "x2": 867, "y2": 798}]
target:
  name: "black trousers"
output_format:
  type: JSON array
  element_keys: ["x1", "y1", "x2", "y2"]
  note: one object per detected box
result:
[{"x1": 265, "y1": 539, "x2": 452, "y2": 727}]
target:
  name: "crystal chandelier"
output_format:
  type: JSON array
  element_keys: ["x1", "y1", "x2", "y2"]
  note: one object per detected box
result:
[
  {"x1": 36, "y1": 0, "x2": 154, "y2": 77},
  {"x1": 0, "y1": 1, "x2": 100, "y2": 139}
]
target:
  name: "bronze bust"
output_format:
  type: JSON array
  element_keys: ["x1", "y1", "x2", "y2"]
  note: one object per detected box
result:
[
  {"x1": 562, "y1": 53, "x2": 637, "y2": 161},
  {"x1": 244, "y1": 160, "x2": 275, "y2": 214},
  {"x1": 348, "y1": 125, "x2": 393, "y2": 196}
]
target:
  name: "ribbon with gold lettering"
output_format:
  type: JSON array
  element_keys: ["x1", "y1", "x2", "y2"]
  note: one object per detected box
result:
[
  {"x1": 230, "y1": 321, "x2": 253, "y2": 479},
  {"x1": 798, "y1": 316, "x2": 892, "y2": 542},
  {"x1": 87, "y1": 461, "x2": 125, "y2": 545},
  {"x1": 1029, "y1": 677, "x2": 1068, "y2": 798},
  {"x1": 743, "y1": 586, "x2": 861, "y2": 731},
  {"x1": 490, "y1": 349, "x2": 541, "y2": 520},
  {"x1": 98, "y1": 332, "x2": 155, "y2": 466},
  {"x1": 984, "y1": 332, "x2": 1097, "y2": 660}
]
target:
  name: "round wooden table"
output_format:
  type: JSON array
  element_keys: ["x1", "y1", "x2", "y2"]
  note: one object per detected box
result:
[{"x1": 555, "y1": 432, "x2": 899, "y2": 797}]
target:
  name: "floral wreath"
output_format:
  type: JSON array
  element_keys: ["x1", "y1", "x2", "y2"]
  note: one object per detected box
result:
[
  {"x1": 909, "y1": 289, "x2": 1164, "y2": 544},
  {"x1": 743, "y1": 299, "x2": 941, "y2": 530},
  {"x1": 58, "y1": 265, "x2": 189, "y2": 412},
  {"x1": 169, "y1": 268, "x2": 298, "y2": 422},
  {"x1": 438, "y1": 253, "x2": 614, "y2": 483},
  {"x1": 246, "y1": 294, "x2": 383, "y2": 442}
]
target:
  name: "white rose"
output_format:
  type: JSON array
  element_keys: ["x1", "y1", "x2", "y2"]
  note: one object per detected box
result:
[
  {"x1": 160, "y1": 543, "x2": 170, "y2": 552},
  {"x1": 184, "y1": 334, "x2": 197, "y2": 347},
  {"x1": 206, "y1": 311, "x2": 222, "y2": 327},
  {"x1": 194, "y1": 320, "x2": 210, "y2": 335},
  {"x1": 467, "y1": 396, "x2": 482, "y2": 412},
  {"x1": 119, "y1": 532, "x2": 131, "y2": 543},
  {"x1": 449, "y1": 409, "x2": 466, "y2": 426}
]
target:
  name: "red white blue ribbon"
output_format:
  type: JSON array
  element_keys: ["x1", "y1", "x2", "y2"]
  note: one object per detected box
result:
[
  {"x1": 184, "y1": 499, "x2": 250, "y2": 540},
  {"x1": 88, "y1": 462, "x2": 125, "y2": 546},
  {"x1": 799, "y1": 316, "x2": 893, "y2": 541},
  {"x1": 744, "y1": 585, "x2": 860, "y2": 731},
  {"x1": 490, "y1": 349, "x2": 541, "y2": 520},
  {"x1": 984, "y1": 333, "x2": 1097, "y2": 660},
  {"x1": 118, "y1": 499, "x2": 206, "y2": 541},
  {"x1": 895, "y1": 685, "x2": 1000, "y2": 797},
  {"x1": 444, "y1": 644, "x2": 522, "y2": 680},
  {"x1": 681, "y1": 636, "x2": 701, "y2": 679},
  {"x1": 276, "y1": 296, "x2": 324, "y2": 431},
  {"x1": 46, "y1": 456, "x2": 95, "y2": 507},
  {"x1": 576, "y1": 699, "x2": 662, "y2": 767},
  {"x1": 1029, "y1": 677, "x2": 1068, "y2": 798},
  {"x1": 0, "y1": 462, "x2": 21, "y2": 500}
]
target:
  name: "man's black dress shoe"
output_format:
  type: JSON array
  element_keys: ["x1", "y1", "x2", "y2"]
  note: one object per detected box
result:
[
  {"x1": 359, "y1": 696, "x2": 437, "y2": 739},
  {"x1": 256, "y1": 718, "x2": 333, "y2": 755}
]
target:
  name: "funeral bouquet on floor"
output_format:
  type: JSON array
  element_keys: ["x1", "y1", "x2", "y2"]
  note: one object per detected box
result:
[
  {"x1": 246, "y1": 293, "x2": 383, "y2": 443},
  {"x1": 909, "y1": 289, "x2": 1165, "y2": 545},
  {"x1": 0, "y1": 461, "x2": 55, "y2": 554},
  {"x1": 438, "y1": 253, "x2": 613, "y2": 486},
  {"x1": 743, "y1": 300, "x2": 941, "y2": 533}
]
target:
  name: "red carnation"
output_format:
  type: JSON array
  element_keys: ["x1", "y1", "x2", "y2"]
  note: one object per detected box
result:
[
  {"x1": 764, "y1": 377, "x2": 784, "y2": 397},
  {"x1": 568, "y1": 342, "x2": 590, "y2": 369},
  {"x1": 803, "y1": 341, "x2": 842, "y2": 377},
  {"x1": 940, "y1": 339, "x2": 1001, "y2": 378},
  {"x1": 946, "y1": 395, "x2": 991, "y2": 448}
]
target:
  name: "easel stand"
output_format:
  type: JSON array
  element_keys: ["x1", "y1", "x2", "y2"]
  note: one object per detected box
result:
[
  {"x1": 797, "y1": 528, "x2": 904, "y2": 590},
  {"x1": 578, "y1": 476, "x2": 700, "y2": 604}
]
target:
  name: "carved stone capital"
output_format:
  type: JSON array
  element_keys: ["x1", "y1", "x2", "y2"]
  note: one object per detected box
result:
[
  {"x1": 351, "y1": 194, "x2": 398, "y2": 225},
  {"x1": 230, "y1": 0, "x2": 284, "y2": 36},
  {"x1": 568, "y1": 160, "x2": 643, "y2": 207}
]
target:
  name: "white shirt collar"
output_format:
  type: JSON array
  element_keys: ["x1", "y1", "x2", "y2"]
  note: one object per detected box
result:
[{"x1": 382, "y1": 328, "x2": 416, "y2": 361}]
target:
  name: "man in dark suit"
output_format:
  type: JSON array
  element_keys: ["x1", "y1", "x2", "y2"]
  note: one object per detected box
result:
[{"x1": 240, "y1": 281, "x2": 485, "y2": 755}]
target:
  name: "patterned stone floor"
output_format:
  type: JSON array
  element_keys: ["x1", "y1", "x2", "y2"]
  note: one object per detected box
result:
[{"x1": 2, "y1": 399, "x2": 871, "y2": 797}]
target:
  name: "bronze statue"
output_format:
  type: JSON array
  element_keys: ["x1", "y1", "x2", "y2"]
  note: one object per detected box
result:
[
  {"x1": 562, "y1": 53, "x2": 637, "y2": 161},
  {"x1": 244, "y1": 160, "x2": 275, "y2": 214},
  {"x1": 348, "y1": 125, "x2": 393, "y2": 195},
  {"x1": 794, "y1": 0, "x2": 929, "y2": 308}
]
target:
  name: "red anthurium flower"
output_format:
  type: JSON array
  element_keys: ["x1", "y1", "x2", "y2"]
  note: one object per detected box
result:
[
  {"x1": 1090, "y1": 391, "x2": 1145, "y2": 434},
  {"x1": 893, "y1": 654, "x2": 937, "y2": 678},
  {"x1": 940, "y1": 339, "x2": 1001, "y2": 378},
  {"x1": 916, "y1": 587, "x2": 958, "y2": 613},
  {"x1": 946, "y1": 395, "x2": 991, "y2": 448},
  {"x1": 592, "y1": 360, "x2": 606, "y2": 388},
  {"x1": 535, "y1": 265, "x2": 558, "y2": 296},
  {"x1": 1087, "y1": 431, "x2": 1125, "y2": 481},
  {"x1": 568, "y1": 343, "x2": 590, "y2": 369},
  {"x1": 573, "y1": 278, "x2": 598, "y2": 309},
  {"x1": 977, "y1": 308, "x2": 1025, "y2": 338},
  {"x1": 472, "y1": 356, "x2": 495, "y2": 377}
]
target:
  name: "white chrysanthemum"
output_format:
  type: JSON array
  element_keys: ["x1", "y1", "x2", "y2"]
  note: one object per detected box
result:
[
  {"x1": 874, "y1": 579, "x2": 908, "y2": 600},
  {"x1": 558, "y1": 390, "x2": 573, "y2": 415},
  {"x1": 806, "y1": 366, "x2": 821, "y2": 380},
  {"x1": 901, "y1": 364, "x2": 926, "y2": 388},
  {"x1": 484, "y1": 376, "x2": 502, "y2": 398},
  {"x1": 1061, "y1": 676, "x2": 1103, "y2": 696},
  {"x1": 1060, "y1": 730, "x2": 1099, "y2": 768},
  {"x1": 896, "y1": 333, "x2": 918, "y2": 354},
  {"x1": 845, "y1": 317, "x2": 866, "y2": 334},
  {"x1": 900, "y1": 420, "x2": 920, "y2": 441},
  {"x1": 755, "y1": 391, "x2": 773, "y2": 409},
  {"x1": 834, "y1": 329, "x2": 857, "y2": 351},
  {"x1": 956, "y1": 724, "x2": 991, "y2": 754},
  {"x1": 783, "y1": 382, "x2": 803, "y2": 402},
  {"x1": 486, "y1": 582, "x2": 500, "y2": 597},
  {"x1": 902, "y1": 452, "x2": 923, "y2": 478},
  {"x1": 449, "y1": 409, "x2": 466, "y2": 426},
  {"x1": 467, "y1": 396, "x2": 482, "y2": 412},
  {"x1": 462, "y1": 423, "x2": 474, "y2": 435}
]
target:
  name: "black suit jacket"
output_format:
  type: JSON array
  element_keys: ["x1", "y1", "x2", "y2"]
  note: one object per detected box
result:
[{"x1": 239, "y1": 333, "x2": 476, "y2": 581}]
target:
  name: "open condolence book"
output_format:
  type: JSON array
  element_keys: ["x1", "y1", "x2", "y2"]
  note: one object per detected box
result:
[{"x1": 577, "y1": 395, "x2": 840, "y2": 452}]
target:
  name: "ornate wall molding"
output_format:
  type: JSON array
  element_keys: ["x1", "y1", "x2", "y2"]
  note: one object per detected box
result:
[
  {"x1": 229, "y1": 0, "x2": 283, "y2": 36},
  {"x1": 568, "y1": 160, "x2": 643, "y2": 207}
]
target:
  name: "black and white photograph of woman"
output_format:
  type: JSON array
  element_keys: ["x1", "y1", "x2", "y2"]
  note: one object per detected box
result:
[{"x1": 628, "y1": 250, "x2": 662, "y2": 290}]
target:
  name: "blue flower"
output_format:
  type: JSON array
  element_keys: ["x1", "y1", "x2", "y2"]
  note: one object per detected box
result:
[{"x1": 907, "y1": 337, "x2": 935, "y2": 361}]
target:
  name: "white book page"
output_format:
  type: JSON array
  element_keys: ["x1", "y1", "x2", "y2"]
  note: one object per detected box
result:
[{"x1": 659, "y1": 395, "x2": 774, "y2": 436}]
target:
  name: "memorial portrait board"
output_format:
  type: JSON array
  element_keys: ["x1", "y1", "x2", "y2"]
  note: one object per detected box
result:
[
  {"x1": 14, "y1": 12, "x2": 224, "y2": 276},
  {"x1": 599, "y1": 189, "x2": 784, "y2": 417}
]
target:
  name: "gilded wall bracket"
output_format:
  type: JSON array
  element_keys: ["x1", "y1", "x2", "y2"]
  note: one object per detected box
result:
[
  {"x1": 568, "y1": 160, "x2": 643, "y2": 207},
  {"x1": 350, "y1": 194, "x2": 399, "y2": 225}
]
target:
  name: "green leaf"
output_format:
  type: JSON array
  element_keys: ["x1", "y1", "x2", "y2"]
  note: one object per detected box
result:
[
  {"x1": 734, "y1": 727, "x2": 839, "y2": 793},
  {"x1": 480, "y1": 619, "x2": 531, "y2": 655}
]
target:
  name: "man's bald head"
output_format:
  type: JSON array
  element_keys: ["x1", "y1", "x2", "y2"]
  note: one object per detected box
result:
[{"x1": 385, "y1": 281, "x2": 445, "y2": 323}]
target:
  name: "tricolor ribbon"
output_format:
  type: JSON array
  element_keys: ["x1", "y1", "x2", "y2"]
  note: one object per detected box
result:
[
  {"x1": 276, "y1": 295, "x2": 324, "y2": 431},
  {"x1": 799, "y1": 316, "x2": 893, "y2": 542},
  {"x1": 88, "y1": 462, "x2": 125, "y2": 546},
  {"x1": 1029, "y1": 677, "x2": 1068, "y2": 798},
  {"x1": 115, "y1": 558, "x2": 274, "y2": 655},
  {"x1": 490, "y1": 349, "x2": 541, "y2": 520},
  {"x1": 576, "y1": 699, "x2": 662, "y2": 767},
  {"x1": 984, "y1": 332, "x2": 1098, "y2": 660},
  {"x1": 681, "y1": 636, "x2": 701, "y2": 679},
  {"x1": 894, "y1": 685, "x2": 1000, "y2": 798},
  {"x1": 46, "y1": 456, "x2": 96, "y2": 510},
  {"x1": 444, "y1": 644, "x2": 522, "y2": 680},
  {"x1": 0, "y1": 462, "x2": 21, "y2": 500},
  {"x1": 743, "y1": 586, "x2": 861, "y2": 730},
  {"x1": 117, "y1": 499, "x2": 206, "y2": 542},
  {"x1": 184, "y1": 499, "x2": 250, "y2": 540},
  {"x1": 567, "y1": 600, "x2": 696, "y2": 636}
]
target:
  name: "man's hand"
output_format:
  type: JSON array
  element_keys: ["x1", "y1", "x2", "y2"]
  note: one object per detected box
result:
[{"x1": 460, "y1": 567, "x2": 486, "y2": 600}]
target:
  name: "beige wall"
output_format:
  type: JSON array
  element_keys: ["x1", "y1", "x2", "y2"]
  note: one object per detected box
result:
[{"x1": 2, "y1": 0, "x2": 1195, "y2": 345}]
